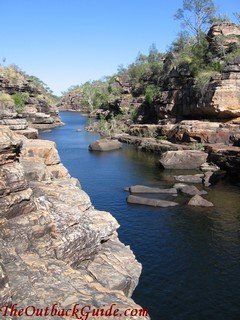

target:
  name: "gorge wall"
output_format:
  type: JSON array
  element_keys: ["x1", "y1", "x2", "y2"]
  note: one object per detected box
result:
[{"x1": 0, "y1": 125, "x2": 149, "y2": 319}]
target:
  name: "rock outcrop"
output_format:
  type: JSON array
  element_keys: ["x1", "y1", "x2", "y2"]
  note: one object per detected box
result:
[
  {"x1": 0, "y1": 66, "x2": 62, "y2": 132},
  {"x1": 197, "y1": 59, "x2": 240, "y2": 119},
  {"x1": 207, "y1": 23, "x2": 240, "y2": 57},
  {"x1": 166, "y1": 120, "x2": 240, "y2": 144},
  {"x1": 0, "y1": 126, "x2": 148, "y2": 319}
]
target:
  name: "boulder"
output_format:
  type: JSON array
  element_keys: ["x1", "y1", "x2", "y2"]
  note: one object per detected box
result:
[
  {"x1": 129, "y1": 185, "x2": 177, "y2": 194},
  {"x1": 127, "y1": 195, "x2": 178, "y2": 207},
  {"x1": 188, "y1": 195, "x2": 214, "y2": 207},
  {"x1": 89, "y1": 139, "x2": 122, "y2": 151},
  {"x1": 174, "y1": 184, "x2": 207, "y2": 196},
  {"x1": 159, "y1": 150, "x2": 208, "y2": 169},
  {"x1": 174, "y1": 174, "x2": 204, "y2": 184}
]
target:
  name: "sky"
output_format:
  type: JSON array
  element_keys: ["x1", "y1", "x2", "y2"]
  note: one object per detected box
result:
[{"x1": 0, "y1": 0, "x2": 239, "y2": 95}]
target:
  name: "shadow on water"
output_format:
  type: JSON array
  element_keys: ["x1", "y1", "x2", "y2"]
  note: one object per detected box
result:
[{"x1": 40, "y1": 112, "x2": 240, "y2": 320}]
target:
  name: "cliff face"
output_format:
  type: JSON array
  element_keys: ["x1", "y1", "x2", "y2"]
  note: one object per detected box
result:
[
  {"x1": 58, "y1": 89, "x2": 86, "y2": 112},
  {"x1": 59, "y1": 23, "x2": 240, "y2": 124},
  {"x1": 155, "y1": 58, "x2": 240, "y2": 120},
  {"x1": 0, "y1": 66, "x2": 62, "y2": 136},
  {"x1": 0, "y1": 126, "x2": 148, "y2": 319}
]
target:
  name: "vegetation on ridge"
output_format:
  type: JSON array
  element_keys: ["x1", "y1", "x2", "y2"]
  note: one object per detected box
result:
[{"x1": 60, "y1": 0, "x2": 240, "y2": 136}]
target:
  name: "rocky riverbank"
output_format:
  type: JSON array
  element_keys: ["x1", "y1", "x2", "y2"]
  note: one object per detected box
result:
[
  {"x1": 0, "y1": 124, "x2": 149, "y2": 319},
  {"x1": 59, "y1": 23, "x2": 240, "y2": 182}
]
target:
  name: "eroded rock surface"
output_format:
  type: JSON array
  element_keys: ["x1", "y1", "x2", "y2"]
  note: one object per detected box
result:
[{"x1": 0, "y1": 127, "x2": 148, "y2": 319}]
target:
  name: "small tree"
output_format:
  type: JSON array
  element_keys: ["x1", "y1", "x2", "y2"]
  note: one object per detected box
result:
[{"x1": 174, "y1": 0, "x2": 217, "y2": 43}]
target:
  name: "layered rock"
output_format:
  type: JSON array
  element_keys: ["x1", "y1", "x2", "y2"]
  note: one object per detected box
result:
[
  {"x1": 196, "y1": 59, "x2": 240, "y2": 119},
  {"x1": 207, "y1": 23, "x2": 240, "y2": 57},
  {"x1": 0, "y1": 127, "x2": 148, "y2": 319},
  {"x1": 166, "y1": 120, "x2": 240, "y2": 144},
  {"x1": 0, "y1": 66, "x2": 62, "y2": 131}
]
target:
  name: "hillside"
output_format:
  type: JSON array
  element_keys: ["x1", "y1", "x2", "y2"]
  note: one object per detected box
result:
[
  {"x1": 59, "y1": 22, "x2": 240, "y2": 181},
  {"x1": 0, "y1": 65, "x2": 62, "y2": 138}
]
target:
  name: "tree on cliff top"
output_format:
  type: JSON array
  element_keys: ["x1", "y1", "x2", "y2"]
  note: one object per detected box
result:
[{"x1": 175, "y1": 0, "x2": 217, "y2": 42}]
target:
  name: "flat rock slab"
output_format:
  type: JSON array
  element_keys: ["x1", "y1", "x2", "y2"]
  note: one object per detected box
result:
[
  {"x1": 127, "y1": 195, "x2": 178, "y2": 207},
  {"x1": 174, "y1": 183, "x2": 207, "y2": 196},
  {"x1": 129, "y1": 185, "x2": 177, "y2": 194},
  {"x1": 174, "y1": 174, "x2": 204, "y2": 184},
  {"x1": 89, "y1": 139, "x2": 122, "y2": 151},
  {"x1": 188, "y1": 195, "x2": 214, "y2": 207},
  {"x1": 200, "y1": 162, "x2": 220, "y2": 172},
  {"x1": 159, "y1": 150, "x2": 208, "y2": 169}
]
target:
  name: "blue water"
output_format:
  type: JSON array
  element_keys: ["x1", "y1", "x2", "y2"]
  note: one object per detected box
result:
[{"x1": 40, "y1": 112, "x2": 240, "y2": 320}]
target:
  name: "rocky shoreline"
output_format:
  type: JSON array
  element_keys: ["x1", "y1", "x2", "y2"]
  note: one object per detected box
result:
[{"x1": 0, "y1": 120, "x2": 149, "y2": 319}]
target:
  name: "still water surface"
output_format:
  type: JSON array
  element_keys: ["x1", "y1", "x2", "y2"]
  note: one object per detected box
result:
[{"x1": 40, "y1": 112, "x2": 240, "y2": 320}]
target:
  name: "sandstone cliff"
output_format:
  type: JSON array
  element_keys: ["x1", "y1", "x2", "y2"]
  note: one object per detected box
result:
[
  {"x1": 0, "y1": 66, "x2": 62, "y2": 137},
  {"x1": 0, "y1": 126, "x2": 148, "y2": 319}
]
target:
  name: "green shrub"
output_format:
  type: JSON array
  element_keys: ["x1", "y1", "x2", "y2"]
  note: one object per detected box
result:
[
  {"x1": 0, "y1": 92, "x2": 14, "y2": 107},
  {"x1": 190, "y1": 142, "x2": 205, "y2": 151},
  {"x1": 12, "y1": 92, "x2": 29, "y2": 114},
  {"x1": 145, "y1": 85, "x2": 161, "y2": 105},
  {"x1": 194, "y1": 70, "x2": 220, "y2": 96}
]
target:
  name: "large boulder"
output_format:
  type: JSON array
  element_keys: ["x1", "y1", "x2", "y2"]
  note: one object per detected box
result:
[
  {"x1": 159, "y1": 150, "x2": 208, "y2": 169},
  {"x1": 89, "y1": 139, "x2": 122, "y2": 151}
]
